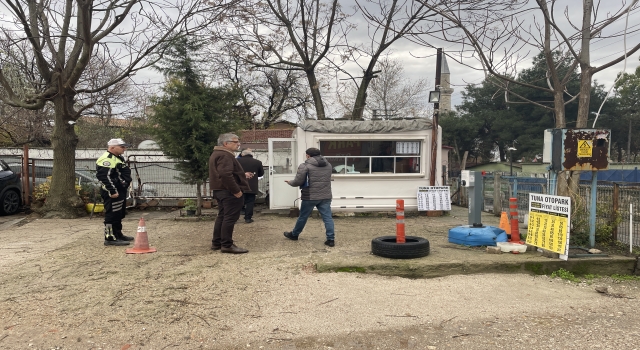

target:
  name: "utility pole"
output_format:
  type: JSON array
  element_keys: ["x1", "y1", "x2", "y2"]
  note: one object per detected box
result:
[{"x1": 429, "y1": 48, "x2": 443, "y2": 186}]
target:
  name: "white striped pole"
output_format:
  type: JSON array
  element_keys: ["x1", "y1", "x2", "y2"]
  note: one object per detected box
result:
[{"x1": 396, "y1": 199, "x2": 405, "y2": 243}]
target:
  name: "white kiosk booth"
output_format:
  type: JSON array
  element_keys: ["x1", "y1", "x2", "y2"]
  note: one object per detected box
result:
[{"x1": 269, "y1": 119, "x2": 443, "y2": 212}]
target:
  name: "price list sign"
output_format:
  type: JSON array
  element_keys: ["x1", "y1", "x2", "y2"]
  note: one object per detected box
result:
[
  {"x1": 417, "y1": 186, "x2": 451, "y2": 211},
  {"x1": 526, "y1": 193, "x2": 571, "y2": 260}
]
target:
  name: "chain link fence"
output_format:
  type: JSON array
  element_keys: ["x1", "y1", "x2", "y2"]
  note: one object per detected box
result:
[
  {"x1": 1, "y1": 149, "x2": 269, "y2": 208},
  {"x1": 450, "y1": 172, "x2": 640, "y2": 248}
]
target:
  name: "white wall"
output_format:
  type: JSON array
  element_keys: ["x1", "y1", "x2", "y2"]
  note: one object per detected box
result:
[{"x1": 292, "y1": 126, "x2": 443, "y2": 211}]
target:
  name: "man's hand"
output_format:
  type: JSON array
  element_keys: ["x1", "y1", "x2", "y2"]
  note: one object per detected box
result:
[
  {"x1": 110, "y1": 193, "x2": 119, "y2": 198},
  {"x1": 284, "y1": 180, "x2": 290, "y2": 184},
  {"x1": 245, "y1": 172, "x2": 254, "y2": 179},
  {"x1": 234, "y1": 191, "x2": 243, "y2": 198}
]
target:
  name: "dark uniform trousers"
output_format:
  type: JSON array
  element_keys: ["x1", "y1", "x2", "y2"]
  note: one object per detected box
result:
[{"x1": 102, "y1": 187, "x2": 127, "y2": 240}]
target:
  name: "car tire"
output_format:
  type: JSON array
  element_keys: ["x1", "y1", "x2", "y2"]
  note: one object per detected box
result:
[
  {"x1": 0, "y1": 189, "x2": 21, "y2": 215},
  {"x1": 371, "y1": 236, "x2": 430, "y2": 259}
]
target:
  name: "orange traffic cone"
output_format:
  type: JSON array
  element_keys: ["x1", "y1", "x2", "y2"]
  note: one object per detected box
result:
[
  {"x1": 126, "y1": 217, "x2": 157, "y2": 254},
  {"x1": 499, "y1": 211, "x2": 511, "y2": 234}
]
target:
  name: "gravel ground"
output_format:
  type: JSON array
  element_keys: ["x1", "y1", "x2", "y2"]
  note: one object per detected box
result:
[{"x1": 0, "y1": 209, "x2": 638, "y2": 349}]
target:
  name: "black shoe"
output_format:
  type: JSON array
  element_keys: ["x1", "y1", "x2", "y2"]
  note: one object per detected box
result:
[
  {"x1": 220, "y1": 245, "x2": 248, "y2": 254},
  {"x1": 211, "y1": 245, "x2": 221, "y2": 250},
  {"x1": 324, "y1": 240, "x2": 335, "y2": 247},
  {"x1": 283, "y1": 231, "x2": 298, "y2": 240},
  {"x1": 245, "y1": 218, "x2": 254, "y2": 223},
  {"x1": 116, "y1": 235, "x2": 135, "y2": 241},
  {"x1": 104, "y1": 239, "x2": 130, "y2": 246}
]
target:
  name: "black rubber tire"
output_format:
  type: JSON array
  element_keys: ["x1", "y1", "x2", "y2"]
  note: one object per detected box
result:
[
  {"x1": 371, "y1": 236, "x2": 430, "y2": 259},
  {"x1": 0, "y1": 190, "x2": 21, "y2": 215}
]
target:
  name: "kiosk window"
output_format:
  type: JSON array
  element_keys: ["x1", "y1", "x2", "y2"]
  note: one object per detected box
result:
[{"x1": 321, "y1": 140, "x2": 420, "y2": 174}]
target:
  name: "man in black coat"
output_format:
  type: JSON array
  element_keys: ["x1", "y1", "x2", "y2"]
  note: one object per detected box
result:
[{"x1": 237, "y1": 148, "x2": 264, "y2": 223}]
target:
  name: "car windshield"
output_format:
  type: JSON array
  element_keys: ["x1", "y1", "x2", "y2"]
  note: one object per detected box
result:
[
  {"x1": 0, "y1": 160, "x2": 8, "y2": 171},
  {"x1": 75, "y1": 169, "x2": 98, "y2": 184}
]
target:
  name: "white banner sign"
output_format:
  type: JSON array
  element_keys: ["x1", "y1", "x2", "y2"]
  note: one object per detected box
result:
[{"x1": 417, "y1": 186, "x2": 451, "y2": 211}]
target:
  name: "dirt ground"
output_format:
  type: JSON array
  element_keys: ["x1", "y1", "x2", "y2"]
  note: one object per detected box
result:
[{"x1": 1, "y1": 206, "x2": 639, "y2": 349}]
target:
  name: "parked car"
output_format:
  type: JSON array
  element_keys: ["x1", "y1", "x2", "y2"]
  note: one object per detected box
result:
[
  {"x1": 0, "y1": 160, "x2": 22, "y2": 215},
  {"x1": 9, "y1": 163, "x2": 157, "y2": 203}
]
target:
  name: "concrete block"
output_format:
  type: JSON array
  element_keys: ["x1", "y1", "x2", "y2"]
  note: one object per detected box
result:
[
  {"x1": 486, "y1": 246, "x2": 502, "y2": 254},
  {"x1": 541, "y1": 250, "x2": 560, "y2": 259}
]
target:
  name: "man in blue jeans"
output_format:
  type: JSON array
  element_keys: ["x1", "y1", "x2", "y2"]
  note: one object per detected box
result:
[{"x1": 283, "y1": 148, "x2": 335, "y2": 247}]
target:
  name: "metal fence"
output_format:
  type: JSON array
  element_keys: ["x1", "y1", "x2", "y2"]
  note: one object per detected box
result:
[
  {"x1": 4, "y1": 155, "x2": 270, "y2": 207},
  {"x1": 127, "y1": 156, "x2": 269, "y2": 203},
  {"x1": 450, "y1": 172, "x2": 640, "y2": 247},
  {"x1": 577, "y1": 182, "x2": 640, "y2": 247}
]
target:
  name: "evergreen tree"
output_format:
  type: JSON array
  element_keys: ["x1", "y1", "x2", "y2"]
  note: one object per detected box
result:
[
  {"x1": 149, "y1": 37, "x2": 242, "y2": 211},
  {"x1": 446, "y1": 52, "x2": 614, "y2": 166},
  {"x1": 609, "y1": 63, "x2": 640, "y2": 162}
]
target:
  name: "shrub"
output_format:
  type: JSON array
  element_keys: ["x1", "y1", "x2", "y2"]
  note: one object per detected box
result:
[{"x1": 183, "y1": 198, "x2": 197, "y2": 211}]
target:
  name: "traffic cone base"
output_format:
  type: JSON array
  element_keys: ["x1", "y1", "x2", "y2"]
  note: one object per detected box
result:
[
  {"x1": 126, "y1": 217, "x2": 157, "y2": 254},
  {"x1": 499, "y1": 211, "x2": 511, "y2": 234}
]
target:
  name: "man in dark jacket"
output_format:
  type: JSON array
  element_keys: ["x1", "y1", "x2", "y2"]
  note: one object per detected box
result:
[
  {"x1": 237, "y1": 148, "x2": 264, "y2": 223},
  {"x1": 96, "y1": 138, "x2": 134, "y2": 246},
  {"x1": 283, "y1": 148, "x2": 335, "y2": 247},
  {"x1": 209, "y1": 133, "x2": 253, "y2": 254}
]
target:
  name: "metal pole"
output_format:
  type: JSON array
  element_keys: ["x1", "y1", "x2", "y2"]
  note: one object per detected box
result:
[
  {"x1": 429, "y1": 48, "x2": 443, "y2": 186},
  {"x1": 510, "y1": 150, "x2": 513, "y2": 176},
  {"x1": 549, "y1": 170, "x2": 557, "y2": 195},
  {"x1": 630, "y1": 203, "x2": 633, "y2": 253},
  {"x1": 22, "y1": 144, "x2": 30, "y2": 206},
  {"x1": 589, "y1": 171, "x2": 598, "y2": 248}
]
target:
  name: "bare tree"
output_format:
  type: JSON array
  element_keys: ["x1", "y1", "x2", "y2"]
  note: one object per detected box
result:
[
  {"x1": 0, "y1": 30, "x2": 54, "y2": 146},
  {"x1": 207, "y1": 42, "x2": 313, "y2": 128},
  {"x1": 340, "y1": 0, "x2": 437, "y2": 119},
  {"x1": 337, "y1": 56, "x2": 430, "y2": 119},
  {"x1": 81, "y1": 53, "x2": 141, "y2": 126},
  {"x1": 220, "y1": 0, "x2": 349, "y2": 119},
  {"x1": 0, "y1": 0, "x2": 227, "y2": 217},
  {"x1": 0, "y1": 103, "x2": 54, "y2": 146},
  {"x1": 420, "y1": 0, "x2": 640, "y2": 127},
  {"x1": 418, "y1": 0, "x2": 640, "y2": 195}
]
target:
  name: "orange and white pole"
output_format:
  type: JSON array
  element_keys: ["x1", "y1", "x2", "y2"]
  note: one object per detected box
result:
[
  {"x1": 509, "y1": 197, "x2": 520, "y2": 242},
  {"x1": 396, "y1": 199, "x2": 405, "y2": 243}
]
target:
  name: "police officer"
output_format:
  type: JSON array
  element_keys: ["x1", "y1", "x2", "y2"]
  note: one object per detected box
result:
[{"x1": 96, "y1": 138, "x2": 134, "y2": 246}]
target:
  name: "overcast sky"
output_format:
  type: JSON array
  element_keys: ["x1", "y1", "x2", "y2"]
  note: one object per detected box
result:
[
  {"x1": 349, "y1": 0, "x2": 640, "y2": 110},
  {"x1": 129, "y1": 1, "x2": 640, "y2": 115}
]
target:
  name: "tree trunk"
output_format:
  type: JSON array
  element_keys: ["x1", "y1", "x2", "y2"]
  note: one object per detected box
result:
[
  {"x1": 196, "y1": 181, "x2": 202, "y2": 216},
  {"x1": 41, "y1": 97, "x2": 85, "y2": 218},
  {"x1": 453, "y1": 139, "x2": 461, "y2": 168},
  {"x1": 618, "y1": 143, "x2": 623, "y2": 162},
  {"x1": 627, "y1": 119, "x2": 632, "y2": 162},
  {"x1": 352, "y1": 78, "x2": 372, "y2": 120},
  {"x1": 351, "y1": 62, "x2": 379, "y2": 120},
  {"x1": 576, "y1": 68, "x2": 592, "y2": 128},
  {"x1": 553, "y1": 89, "x2": 566, "y2": 128},
  {"x1": 576, "y1": 0, "x2": 593, "y2": 129},
  {"x1": 306, "y1": 71, "x2": 326, "y2": 119}
]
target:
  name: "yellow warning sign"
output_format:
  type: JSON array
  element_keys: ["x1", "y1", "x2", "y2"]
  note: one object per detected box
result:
[{"x1": 577, "y1": 140, "x2": 592, "y2": 158}]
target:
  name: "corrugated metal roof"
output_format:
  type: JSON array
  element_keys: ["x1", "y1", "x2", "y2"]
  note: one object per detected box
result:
[{"x1": 238, "y1": 129, "x2": 294, "y2": 142}]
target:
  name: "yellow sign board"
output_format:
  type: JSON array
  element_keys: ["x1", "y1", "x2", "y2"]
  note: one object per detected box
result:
[
  {"x1": 577, "y1": 140, "x2": 592, "y2": 157},
  {"x1": 526, "y1": 194, "x2": 571, "y2": 260}
]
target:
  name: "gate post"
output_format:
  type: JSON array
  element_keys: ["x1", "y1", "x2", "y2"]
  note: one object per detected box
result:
[
  {"x1": 612, "y1": 183, "x2": 619, "y2": 241},
  {"x1": 494, "y1": 173, "x2": 502, "y2": 216}
]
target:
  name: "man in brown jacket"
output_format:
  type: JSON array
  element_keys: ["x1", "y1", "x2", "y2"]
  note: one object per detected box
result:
[{"x1": 209, "y1": 133, "x2": 253, "y2": 254}]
